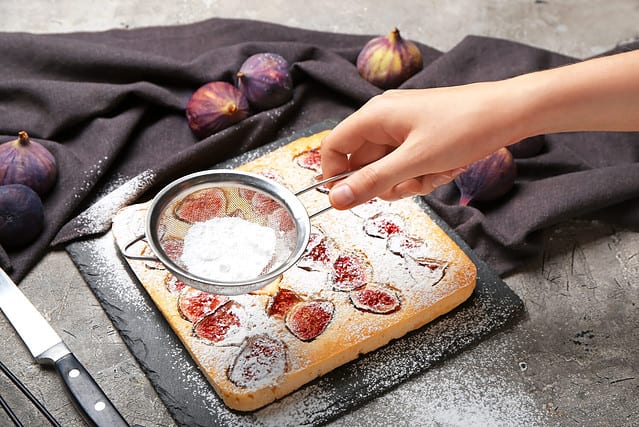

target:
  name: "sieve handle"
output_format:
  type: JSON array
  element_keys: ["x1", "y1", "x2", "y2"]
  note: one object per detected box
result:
[
  {"x1": 295, "y1": 170, "x2": 355, "y2": 219},
  {"x1": 121, "y1": 234, "x2": 160, "y2": 261},
  {"x1": 294, "y1": 170, "x2": 354, "y2": 197}
]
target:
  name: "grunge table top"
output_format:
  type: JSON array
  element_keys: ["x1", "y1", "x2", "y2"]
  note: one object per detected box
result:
[{"x1": 0, "y1": 2, "x2": 637, "y2": 426}]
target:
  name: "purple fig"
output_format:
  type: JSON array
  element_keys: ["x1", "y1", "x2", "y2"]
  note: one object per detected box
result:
[
  {"x1": 0, "y1": 131, "x2": 57, "y2": 197},
  {"x1": 186, "y1": 81, "x2": 250, "y2": 139},
  {"x1": 0, "y1": 184, "x2": 44, "y2": 249},
  {"x1": 454, "y1": 147, "x2": 517, "y2": 206},
  {"x1": 508, "y1": 136, "x2": 545, "y2": 158},
  {"x1": 356, "y1": 28, "x2": 423, "y2": 89},
  {"x1": 236, "y1": 53, "x2": 293, "y2": 111}
]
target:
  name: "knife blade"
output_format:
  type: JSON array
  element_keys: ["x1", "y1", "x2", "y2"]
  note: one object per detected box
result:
[{"x1": 0, "y1": 268, "x2": 128, "y2": 427}]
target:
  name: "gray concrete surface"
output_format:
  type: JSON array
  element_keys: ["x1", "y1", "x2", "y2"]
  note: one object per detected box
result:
[{"x1": 1, "y1": 1, "x2": 638, "y2": 426}]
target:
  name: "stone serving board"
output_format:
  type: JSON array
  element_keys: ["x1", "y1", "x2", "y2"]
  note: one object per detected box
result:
[{"x1": 66, "y1": 121, "x2": 524, "y2": 427}]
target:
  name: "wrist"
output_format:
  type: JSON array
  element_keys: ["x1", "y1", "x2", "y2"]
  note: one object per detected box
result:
[
  {"x1": 497, "y1": 72, "x2": 555, "y2": 142},
  {"x1": 476, "y1": 77, "x2": 541, "y2": 149}
]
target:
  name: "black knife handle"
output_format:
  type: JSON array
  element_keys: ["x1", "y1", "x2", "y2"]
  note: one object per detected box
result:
[{"x1": 54, "y1": 353, "x2": 129, "y2": 427}]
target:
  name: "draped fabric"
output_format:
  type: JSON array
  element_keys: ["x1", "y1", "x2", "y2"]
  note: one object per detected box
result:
[{"x1": 0, "y1": 17, "x2": 637, "y2": 281}]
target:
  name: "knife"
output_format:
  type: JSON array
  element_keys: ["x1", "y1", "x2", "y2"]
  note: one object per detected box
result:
[{"x1": 0, "y1": 268, "x2": 128, "y2": 427}]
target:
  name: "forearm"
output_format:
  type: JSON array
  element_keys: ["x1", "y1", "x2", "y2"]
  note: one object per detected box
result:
[
  {"x1": 506, "y1": 49, "x2": 639, "y2": 140},
  {"x1": 320, "y1": 49, "x2": 639, "y2": 209}
]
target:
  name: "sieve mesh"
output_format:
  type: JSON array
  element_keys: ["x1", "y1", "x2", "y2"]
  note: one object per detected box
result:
[
  {"x1": 148, "y1": 173, "x2": 306, "y2": 290},
  {"x1": 134, "y1": 169, "x2": 350, "y2": 295}
]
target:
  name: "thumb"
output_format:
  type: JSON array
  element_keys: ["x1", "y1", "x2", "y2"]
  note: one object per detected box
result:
[{"x1": 328, "y1": 155, "x2": 408, "y2": 209}]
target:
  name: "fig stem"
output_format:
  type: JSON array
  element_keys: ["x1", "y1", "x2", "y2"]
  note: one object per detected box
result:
[
  {"x1": 17, "y1": 131, "x2": 30, "y2": 146},
  {"x1": 459, "y1": 194, "x2": 472, "y2": 206}
]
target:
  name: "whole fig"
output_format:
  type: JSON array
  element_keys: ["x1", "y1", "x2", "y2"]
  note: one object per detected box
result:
[
  {"x1": 0, "y1": 131, "x2": 57, "y2": 197},
  {"x1": 186, "y1": 81, "x2": 250, "y2": 138},
  {"x1": 356, "y1": 28, "x2": 423, "y2": 89},
  {"x1": 454, "y1": 147, "x2": 517, "y2": 206},
  {"x1": 236, "y1": 53, "x2": 293, "y2": 111},
  {"x1": 0, "y1": 184, "x2": 44, "y2": 249}
]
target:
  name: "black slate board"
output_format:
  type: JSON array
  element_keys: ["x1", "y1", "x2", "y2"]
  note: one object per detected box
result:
[{"x1": 66, "y1": 121, "x2": 524, "y2": 427}]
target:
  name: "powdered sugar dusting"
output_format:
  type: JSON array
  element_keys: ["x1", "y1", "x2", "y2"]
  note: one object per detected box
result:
[
  {"x1": 70, "y1": 155, "x2": 111, "y2": 199},
  {"x1": 228, "y1": 335, "x2": 288, "y2": 389},
  {"x1": 330, "y1": 331, "x2": 548, "y2": 427},
  {"x1": 68, "y1": 169, "x2": 156, "y2": 237},
  {"x1": 75, "y1": 232, "x2": 152, "y2": 311},
  {"x1": 181, "y1": 217, "x2": 277, "y2": 282}
]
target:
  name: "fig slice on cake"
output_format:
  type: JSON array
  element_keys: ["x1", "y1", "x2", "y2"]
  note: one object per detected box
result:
[
  {"x1": 228, "y1": 334, "x2": 288, "y2": 388},
  {"x1": 350, "y1": 284, "x2": 401, "y2": 314},
  {"x1": 285, "y1": 300, "x2": 334, "y2": 341}
]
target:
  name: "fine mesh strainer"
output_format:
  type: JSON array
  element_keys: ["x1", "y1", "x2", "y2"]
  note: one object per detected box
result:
[{"x1": 122, "y1": 169, "x2": 351, "y2": 295}]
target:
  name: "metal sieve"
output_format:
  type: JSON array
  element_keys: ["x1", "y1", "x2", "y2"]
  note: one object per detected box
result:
[{"x1": 122, "y1": 169, "x2": 351, "y2": 295}]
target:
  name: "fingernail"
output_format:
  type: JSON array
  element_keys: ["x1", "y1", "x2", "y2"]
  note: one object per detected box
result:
[
  {"x1": 432, "y1": 174, "x2": 453, "y2": 188},
  {"x1": 330, "y1": 183, "x2": 355, "y2": 207}
]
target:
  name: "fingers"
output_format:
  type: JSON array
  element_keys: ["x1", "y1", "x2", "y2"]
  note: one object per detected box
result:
[
  {"x1": 320, "y1": 96, "x2": 399, "y2": 181},
  {"x1": 348, "y1": 143, "x2": 392, "y2": 170},
  {"x1": 321, "y1": 90, "x2": 469, "y2": 209},
  {"x1": 327, "y1": 146, "x2": 418, "y2": 209},
  {"x1": 380, "y1": 168, "x2": 467, "y2": 201},
  {"x1": 329, "y1": 167, "x2": 466, "y2": 209}
]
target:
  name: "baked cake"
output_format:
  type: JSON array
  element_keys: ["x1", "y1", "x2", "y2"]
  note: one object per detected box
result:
[{"x1": 111, "y1": 129, "x2": 477, "y2": 411}]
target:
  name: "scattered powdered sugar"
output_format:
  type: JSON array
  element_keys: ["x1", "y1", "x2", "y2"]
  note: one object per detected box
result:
[
  {"x1": 70, "y1": 155, "x2": 111, "y2": 199},
  {"x1": 69, "y1": 232, "x2": 153, "y2": 312},
  {"x1": 181, "y1": 217, "x2": 277, "y2": 282},
  {"x1": 66, "y1": 169, "x2": 156, "y2": 237},
  {"x1": 327, "y1": 331, "x2": 548, "y2": 427}
]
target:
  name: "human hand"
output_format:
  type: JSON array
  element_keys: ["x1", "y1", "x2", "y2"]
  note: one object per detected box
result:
[
  {"x1": 321, "y1": 49, "x2": 639, "y2": 210},
  {"x1": 320, "y1": 81, "x2": 526, "y2": 209}
]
